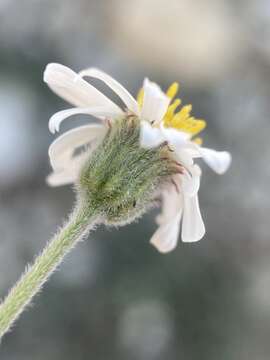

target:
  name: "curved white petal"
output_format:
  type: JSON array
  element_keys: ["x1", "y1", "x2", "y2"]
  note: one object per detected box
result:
[
  {"x1": 175, "y1": 150, "x2": 195, "y2": 169},
  {"x1": 140, "y1": 121, "x2": 165, "y2": 148},
  {"x1": 156, "y1": 185, "x2": 183, "y2": 224},
  {"x1": 160, "y1": 127, "x2": 202, "y2": 167},
  {"x1": 47, "y1": 151, "x2": 90, "y2": 187},
  {"x1": 151, "y1": 185, "x2": 183, "y2": 253},
  {"x1": 49, "y1": 124, "x2": 106, "y2": 171},
  {"x1": 48, "y1": 107, "x2": 115, "y2": 133},
  {"x1": 78, "y1": 68, "x2": 139, "y2": 115},
  {"x1": 181, "y1": 165, "x2": 201, "y2": 196},
  {"x1": 141, "y1": 78, "x2": 170, "y2": 123},
  {"x1": 46, "y1": 171, "x2": 77, "y2": 187},
  {"x1": 161, "y1": 125, "x2": 191, "y2": 150},
  {"x1": 199, "y1": 147, "x2": 231, "y2": 174},
  {"x1": 181, "y1": 144, "x2": 202, "y2": 158},
  {"x1": 150, "y1": 214, "x2": 182, "y2": 253},
  {"x1": 181, "y1": 194, "x2": 205, "y2": 243},
  {"x1": 44, "y1": 63, "x2": 123, "y2": 114}
]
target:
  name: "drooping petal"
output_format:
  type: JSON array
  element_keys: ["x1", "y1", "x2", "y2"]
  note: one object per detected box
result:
[
  {"x1": 150, "y1": 214, "x2": 182, "y2": 253},
  {"x1": 181, "y1": 165, "x2": 201, "y2": 196},
  {"x1": 141, "y1": 78, "x2": 170, "y2": 123},
  {"x1": 48, "y1": 107, "x2": 115, "y2": 133},
  {"x1": 199, "y1": 147, "x2": 231, "y2": 174},
  {"x1": 78, "y1": 68, "x2": 139, "y2": 115},
  {"x1": 181, "y1": 194, "x2": 205, "y2": 242},
  {"x1": 151, "y1": 184, "x2": 183, "y2": 253},
  {"x1": 48, "y1": 124, "x2": 106, "y2": 171},
  {"x1": 156, "y1": 182, "x2": 183, "y2": 222},
  {"x1": 44, "y1": 63, "x2": 123, "y2": 114},
  {"x1": 140, "y1": 121, "x2": 165, "y2": 148}
]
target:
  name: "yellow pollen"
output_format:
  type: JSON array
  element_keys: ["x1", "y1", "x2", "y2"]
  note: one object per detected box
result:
[
  {"x1": 163, "y1": 82, "x2": 207, "y2": 139},
  {"x1": 169, "y1": 98, "x2": 181, "y2": 113},
  {"x1": 172, "y1": 115, "x2": 206, "y2": 136},
  {"x1": 137, "y1": 88, "x2": 144, "y2": 109},
  {"x1": 136, "y1": 80, "x2": 206, "y2": 141},
  {"x1": 193, "y1": 137, "x2": 203, "y2": 145},
  {"x1": 166, "y1": 82, "x2": 179, "y2": 99},
  {"x1": 163, "y1": 98, "x2": 182, "y2": 126}
]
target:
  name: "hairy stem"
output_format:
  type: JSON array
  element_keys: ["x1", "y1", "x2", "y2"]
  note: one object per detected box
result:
[{"x1": 0, "y1": 203, "x2": 98, "y2": 339}]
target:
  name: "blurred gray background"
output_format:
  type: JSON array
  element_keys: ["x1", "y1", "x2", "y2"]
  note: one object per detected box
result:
[{"x1": 0, "y1": 0, "x2": 270, "y2": 359}]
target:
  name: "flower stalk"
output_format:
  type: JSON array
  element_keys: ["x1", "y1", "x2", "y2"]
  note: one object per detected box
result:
[{"x1": 0, "y1": 204, "x2": 99, "y2": 339}]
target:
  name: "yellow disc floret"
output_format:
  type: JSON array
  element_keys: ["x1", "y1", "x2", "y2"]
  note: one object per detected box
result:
[
  {"x1": 163, "y1": 82, "x2": 206, "y2": 140},
  {"x1": 137, "y1": 88, "x2": 144, "y2": 109},
  {"x1": 193, "y1": 137, "x2": 203, "y2": 145},
  {"x1": 136, "y1": 81, "x2": 206, "y2": 142},
  {"x1": 164, "y1": 98, "x2": 182, "y2": 121},
  {"x1": 166, "y1": 82, "x2": 179, "y2": 99}
]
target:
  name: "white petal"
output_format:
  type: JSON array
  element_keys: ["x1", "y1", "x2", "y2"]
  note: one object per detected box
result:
[
  {"x1": 46, "y1": 171, "x2": 77, "y2": 187},
  {"x1": 140, "y1": 121, "x2": 165, "y2": 148},
  {"x1": 44, "y1": 63, "x2": 123, "y2": 114},
  {"x1": 151, "y1": 179, "x2": 184, "y2": 253},
  {"x1": 161, "y1": 130, "x2": 201, "y2": 168},
  {"x1": 78, "y1": 68, "x2": 139, "y2": 115},
  {"x1": 199, "y1": 147, "x2": 231, "y2": 174},
  {"x1": 160, "y1": 125, "x2": 191, "y2": 150},
  {"x1": 176, "y1": 150, "x2": 195, "y2": 169},
  {"x1": 181, "y1": 194, "x2": 205, "y2": 243},
  {"x1": 141, "y1": 78, "x2": 170, "y2": 123},
  {"x1": 48, "y1": 107, "x2": 115, "y2": 133},
  {"x1": 179, "y1": 143, "x2": 202, "y2": 158},
  {"x1": 47, "y1": 152, "x2": 89, "y2": 187},
  {"x1": 181, "y1": 165, "x2": 201, "y2": 196},
  {"x1": 49, "y1": 124, "x2": 106, "y2": 171},
  {"x1": 156, "y1": 185, "x2": 183, "y2": 225},
  {"x1": 150, "y1": 215, "x2": 182, "y2": 253}
]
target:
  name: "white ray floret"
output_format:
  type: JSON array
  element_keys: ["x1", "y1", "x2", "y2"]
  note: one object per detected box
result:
[
  {"x1": 44, "y1": 63, "x2": 123, "y2": 113},
  {"x1": 140, "y1": 78, "x2": 170, "y2": 123},
  {"x1": 78, "y1": 68, "x2": 140, "y2": 115},
  {"x1": 48, "y1": 124, "x2": 106, "y2": 171}
]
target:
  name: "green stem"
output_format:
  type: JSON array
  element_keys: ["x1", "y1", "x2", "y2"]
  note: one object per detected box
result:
[{"x1": 0, "y1": 203, "x2": 98, "y2": 339}]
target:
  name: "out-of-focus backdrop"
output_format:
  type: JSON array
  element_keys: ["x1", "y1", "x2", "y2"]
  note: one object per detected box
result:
[{"x1": 0, "y1": 0, "x2": 269, "y2": 359}]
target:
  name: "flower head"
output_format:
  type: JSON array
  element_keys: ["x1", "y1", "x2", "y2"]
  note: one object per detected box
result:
[{"x1": 44, "y1": 63, "x2": 231, "y2": 253}]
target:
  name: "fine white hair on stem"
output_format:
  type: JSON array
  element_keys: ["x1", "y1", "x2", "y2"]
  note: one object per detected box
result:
[{"x1": 0, "y1": 206, "x2": 100, "y2": 338}]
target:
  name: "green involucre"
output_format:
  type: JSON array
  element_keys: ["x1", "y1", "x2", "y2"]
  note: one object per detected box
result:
[{"x1": 78, "y1": 115, "x2": 179, "y2": 225}]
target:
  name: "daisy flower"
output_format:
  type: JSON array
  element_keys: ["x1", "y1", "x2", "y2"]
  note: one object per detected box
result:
[
  {"x1": 0, "y1": 64, "x2": 231, "y2": 340},
  {"x1": 44, "y1": 63, "x2": 231, "y2": 253}
]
